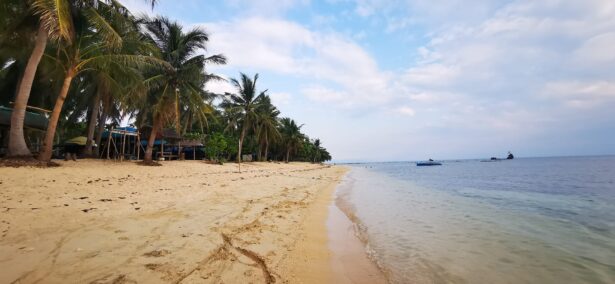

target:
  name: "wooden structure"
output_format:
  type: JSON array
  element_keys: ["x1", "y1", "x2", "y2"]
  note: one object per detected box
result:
[
  {"x1": 155, "y1": 128, "x2": 183, "y2": 161},
  {"x1": 102, "y1": 127, "x2": 143, "y2": 161},
  {"x1": 180, "y1": 139, "x2": 204, "y2": 160}
]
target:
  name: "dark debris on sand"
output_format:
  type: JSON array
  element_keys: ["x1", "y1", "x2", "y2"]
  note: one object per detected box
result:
[
  {"x1": 0, "y1": 157, "x2": 60, "y2": 168},
  {"x1": 138, "y1": 161, "x2": 162, "y2": 167}
]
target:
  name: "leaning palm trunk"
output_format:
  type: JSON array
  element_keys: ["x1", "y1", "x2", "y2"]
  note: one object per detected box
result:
[
  {"x1": 8, "y1": 24, "x2": 48, "y2": 157},
  {"x1": 144, "y1": 116, "x2": 162, "y2": 164},
  {"x1": 84, "y1": 92, "x2": 101, "y2": 156},
  {"x1": 285, "y1": 146, "x2": 291, "y2": 163},
  {"x1": 237, "y1": 125, "x2": 247, "y2": 164},
  {"x1": 264, "y1": 139, "x2": 269, "y2": 162},
  {"x1": 38, "y1": 72, "x2": 75, "y2": 162},
  {"x1": 259, "y1": 132, "x2": 268, "y2": 161},
  {"x1": 94, "y1": 108, "x2": 107, "y2": 157}
]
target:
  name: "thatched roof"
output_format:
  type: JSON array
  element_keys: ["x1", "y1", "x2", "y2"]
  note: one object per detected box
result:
[
  {"x1": 180, "y1": 139, "x2": 203, "y2": 147},
  {"x1": 161, "y1": 128, "x2": 182, "y2": 140}
]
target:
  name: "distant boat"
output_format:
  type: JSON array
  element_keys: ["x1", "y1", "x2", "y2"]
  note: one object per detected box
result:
[
  {"x1": 481, "y1": 152, "x2": 515, "y2": 162},
  {"x1": 417, "y1": 159, "x2": 442, "y2": 166}
]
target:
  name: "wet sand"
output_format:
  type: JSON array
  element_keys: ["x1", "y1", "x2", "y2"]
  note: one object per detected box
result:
[
  {"x1": 328, "y1": 203, "x2": 387, "y2": 283},
  {"x1": 0, "y1": 160, "x2": 377, "y2": 283}
]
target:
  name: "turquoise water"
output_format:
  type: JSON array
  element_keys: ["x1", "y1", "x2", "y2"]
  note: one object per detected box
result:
[{"x1": 337, "y1": 156, "x2": 615, "y2": 283}]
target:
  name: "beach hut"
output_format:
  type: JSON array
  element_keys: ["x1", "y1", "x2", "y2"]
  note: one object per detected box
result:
[
  {"x1": 179, "y1": 139, "x2": 204, "y2": 160},
  {"x1": 0, "y1": 106, "x2": 49, "y2": 156},
  {"x1": 139, "y1": 127, "x2": 183, "y2": 160}
]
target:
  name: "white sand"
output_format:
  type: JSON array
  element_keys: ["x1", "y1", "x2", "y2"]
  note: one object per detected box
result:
[{"x1": 0, "y1": 160, "x2": 365, "y2": 283}]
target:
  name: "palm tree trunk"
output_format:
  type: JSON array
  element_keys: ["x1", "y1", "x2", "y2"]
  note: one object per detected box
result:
[
  {"x1": 94, "y1": 107, "x2": 107, "y2": 157},
  {"x1": 7, "y1": 24, "x2": 48, "y2": 157},
  {"x1": 285, "y1": 147, "x2": 290, "y2": 163},
  {"x1": 182, "y1": 112, "x2": 191, "y2": 135},
  {"x1": 257, "y1": 140, "x2": 262, "y2": 162},
  {"x1": 144, "y1": 116, "x2": 161, "y2": 164},
  {"x1": 38, "y1": 72, "x2": 74, "y2": 162},
  {"x1": 84, "y1": 92, "x2": 101, "y2": 156},
  {"x1": 238, "y1": 125, "x2": 247, "y2": 164},
  {"x1": 264, "y1": 138, "x2": 269, "y2": 162}
]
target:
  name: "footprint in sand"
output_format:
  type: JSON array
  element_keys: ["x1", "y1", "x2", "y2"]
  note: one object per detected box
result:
[{"x1": 143, "y1": 249, "x2": 171, "y2": 257}]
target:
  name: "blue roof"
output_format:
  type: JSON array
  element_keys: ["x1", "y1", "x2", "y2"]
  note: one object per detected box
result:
[
  {"x1": 141, "y1": 139, "x2": 167, "y2": 146},
  {"x1": 102, "y1": 127, "x2": 139, "y2": 139}
]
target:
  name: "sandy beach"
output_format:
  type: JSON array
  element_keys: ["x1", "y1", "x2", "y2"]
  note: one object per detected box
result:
[{"x1": 0, "y1": 160, "x2": 384, "y2": 283}]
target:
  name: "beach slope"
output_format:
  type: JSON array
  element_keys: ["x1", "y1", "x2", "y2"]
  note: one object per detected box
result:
[{"x1": 0, "y1": 160, "x2": 346, "y2": 283}]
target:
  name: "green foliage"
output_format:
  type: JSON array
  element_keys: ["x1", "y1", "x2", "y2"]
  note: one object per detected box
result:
[
  {"x1": 0, "y1": 1, "x2": 334, "y2": 163},
  {"x1": 183, "y1": 132, "x2": 205, "y2": 142},
  {"x1": 204, "y1": 132, "x2": 227, "y2": 162}
]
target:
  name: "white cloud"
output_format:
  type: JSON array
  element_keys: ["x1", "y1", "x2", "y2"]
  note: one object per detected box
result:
[
  {"x1": 400, "y1": 0, "x2": 615, "y2": 106},
  {"x1": 202, "y1": 17, "x2": 396, "y2": 108},
  {"x1": 395, "y1": 106, "x2": 416, "y2": 116},
  {"x1": 403, "y1": 64, "x2": 460, "y2": 87},
  {"x1": 205, "y1": 78, "x2": 235, "y2": 95},
  {"x1": 226, "y1": 0, "x2": 310, "y2": 16},
  {"x1": 301, "y1": 86, "x2": 347, "y2": 104},
  {"x1": 269, "y1": 92, "x2": 292, "y2": 105},
  {"x1": 203, "y1": 18, "x2": 313, "y2": 74},
  {"x1": 542, "y1": 81, "x2": 615, "y2": 108},
  {"x1": 120, "y1": 0, "x2": 155, "y2": 15},
  {"x1": 574, "y1": 32, "x2": 615, "y2": 64}
]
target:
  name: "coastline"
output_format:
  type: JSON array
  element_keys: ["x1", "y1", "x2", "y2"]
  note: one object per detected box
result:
[
  {"x1": 286, "y1": 167, "x2": 386, "y2": 284},
  {"x1": 0, "y1": 160, "x2": 360, "y2": 283}
]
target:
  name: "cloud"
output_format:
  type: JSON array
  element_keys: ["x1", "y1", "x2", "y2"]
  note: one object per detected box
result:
[
  {"x1": 269, "y1": 92, "x2": 292, "y2": 105},
  {"x1": 403, "y1": 64, "x2": 460, "y2": 87},
  {"x1": 574, "y1": 32, "x2": 615, "y2": 64},
  {"x1": 400, "y1": 0, "x2": 615, "y2": 105},
  {"x1": 205, "y1": 78, "x2": 235, "y2": 95},
  {"x1": 541, "y1": 81, "x2": 615, "y2": 108},
  {"x1": 225, "y1": 0, "x2": 310, "y2": 16},
  {"x1": 120, "y1": 0, "x2": 155, "y2": 15},
  {"x1": 301, "y1": 86, "x2": 347, "y2": 104},
  {"x1": 395, "y1": 106, "x2": 416, "y2": 116},
  {"x1": 202, "y1": 17, "x2": 395, "y2": 108}
]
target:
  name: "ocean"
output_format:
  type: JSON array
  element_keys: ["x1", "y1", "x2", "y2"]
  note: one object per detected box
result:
[{"x1": 336, "y1": 156, "x2": 615, "y2": 284}]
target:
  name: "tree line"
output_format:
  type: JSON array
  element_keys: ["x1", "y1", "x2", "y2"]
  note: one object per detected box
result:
[{"x1": 0, "y1": 0, "x2": 331, "y2": 165}]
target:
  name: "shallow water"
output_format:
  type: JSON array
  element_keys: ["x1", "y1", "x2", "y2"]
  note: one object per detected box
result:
[{"x1": 336, "y1": 156, "x2": 615, "y2": 284}]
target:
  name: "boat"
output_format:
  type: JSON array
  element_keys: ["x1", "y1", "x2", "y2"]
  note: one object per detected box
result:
[
  {"x1": 417, "y1": 159, "x2": 442, "y2": 166},
  {"x1": 481, "y1": 152, "x2": 514, "y2": 162}
]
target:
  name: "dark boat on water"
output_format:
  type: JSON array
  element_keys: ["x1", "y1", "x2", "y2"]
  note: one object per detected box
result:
[
  {"x1": 481, "y1": 152, "x2": 514, "y2": 162},
  {"x1": 417, "y1": 159, "x2": 442, "y2": 166}
]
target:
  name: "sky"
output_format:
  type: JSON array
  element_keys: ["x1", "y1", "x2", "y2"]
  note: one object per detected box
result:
[{"x1": 122, "y1": 0, "x2": 615, "y2": 162}]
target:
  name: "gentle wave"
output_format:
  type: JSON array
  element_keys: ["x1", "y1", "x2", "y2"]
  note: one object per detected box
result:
[{"x1": 336, "y1": 157, "x2": 615, "y2": 284}]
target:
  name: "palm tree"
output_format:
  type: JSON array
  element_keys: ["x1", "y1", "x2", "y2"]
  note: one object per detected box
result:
[
  {"x1": 84, "y1": 65, "x2": 138, "y2": 156},
  {"x1": 279, "y1": 117, "x2": 303, "y2": 163},
  {"x1": 313, "y1": 138, "x2": 321, "y2": 163},
  {"x1": 255, "y1": 95, "x2": 280, "y2": 161},
  {"x1": 136, "y1": 16, "x2": 226, "y2": 164},
  {"x1": 6, "y1": 0, "x2": 157, "y2": 158},
  {"x1": 221, "y1": 73, "x2": 267, "y2": 167},
  {"x1": 37, "y1": 2, "x2": 168, "y2": 162}
]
